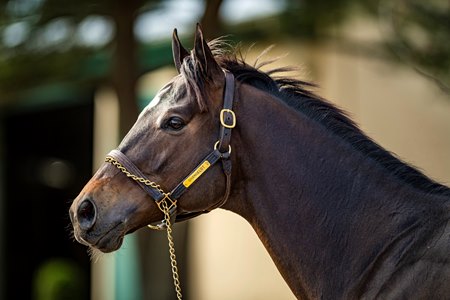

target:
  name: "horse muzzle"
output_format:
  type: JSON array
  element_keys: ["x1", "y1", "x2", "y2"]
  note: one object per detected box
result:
[{"x1": 70, "y1": 195, "x2": 127, "y2": 253}]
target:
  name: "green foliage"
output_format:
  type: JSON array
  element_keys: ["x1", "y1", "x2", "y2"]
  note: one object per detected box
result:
[
  {"x1": 379, "y1": 0, "x2": 449, "y2": 92},
  {"x1": 0, "y1": 0, "x2": 165, "y2": 105},
  {"x1": 0, "y1": 0, "x2": 448, "y2": 106},
  {"x1": 229, "y1": 0, "x2": 449, "y2": 93},
  {"x1": 33, "y1": 258, "x2": 86, "y2": 300},
  {"x1": 279, "y1": 0, "x2": 356, "y2": 38}
]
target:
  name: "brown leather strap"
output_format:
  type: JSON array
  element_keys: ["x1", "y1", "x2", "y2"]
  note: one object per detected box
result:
[
  {"x1": 207, "y1": 162, "x2": 232, "y2": 212},
  {"x1": 217, "y1": 70, "x2": 236, "y2": 153},
  {"x1": 175, "y1": 71, "x2": 235, "y2": 220},
  {"x1": 170, "y1": 149, "x2": 223, "y2": 199},
  {"x1": 201, "y1": 70, "x2": 234, "y2": 213}
]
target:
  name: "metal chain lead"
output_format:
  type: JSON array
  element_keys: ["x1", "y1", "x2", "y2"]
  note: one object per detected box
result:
[
  {"x1": 105, "y1": 156, "x2": 165, "y2": 193},
  {"x1": 105, "y1": 156, "x2": 183, "y2": 300},
  {"x1": 159, "y1": 197, "x2": 183, "y2": 300}
]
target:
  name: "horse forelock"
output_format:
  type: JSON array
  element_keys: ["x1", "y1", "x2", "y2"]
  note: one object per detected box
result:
[{"x1": 179, "y1": 59, "x2": 208, "y2": 112}]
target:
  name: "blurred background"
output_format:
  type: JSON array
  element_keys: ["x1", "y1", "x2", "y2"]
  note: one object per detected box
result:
[{"x1": 0, "y1": 0, "x2": 449, "y2": 299}]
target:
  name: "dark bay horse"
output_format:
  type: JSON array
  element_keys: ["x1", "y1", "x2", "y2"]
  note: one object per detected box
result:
[{"x1": 70, "y1": 25, "x2": 450, "y2": 299}]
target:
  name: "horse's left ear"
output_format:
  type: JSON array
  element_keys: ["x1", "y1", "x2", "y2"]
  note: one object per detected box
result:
[
  {"x1": 193, "y1": 23, "x2": 223, "y2": 84},
  {"x1": 172, "y1": 29, "x2": 189, "y2": 73}
]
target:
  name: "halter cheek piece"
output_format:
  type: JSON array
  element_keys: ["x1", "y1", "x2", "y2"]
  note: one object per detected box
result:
[{"x1": 105, "y1": 70, "x2": 236, "y2": 230}]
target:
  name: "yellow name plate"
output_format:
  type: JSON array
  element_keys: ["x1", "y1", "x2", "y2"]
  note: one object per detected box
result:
[{"x1": 183, "y1": 161, "x2": 211, "y2": 188}]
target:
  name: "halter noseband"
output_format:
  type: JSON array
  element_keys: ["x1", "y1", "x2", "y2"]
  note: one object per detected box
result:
[{"x1": 105, "y1": 70, "x2": 236, "y2": 230}]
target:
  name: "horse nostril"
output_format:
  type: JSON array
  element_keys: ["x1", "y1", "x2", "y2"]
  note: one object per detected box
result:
[{"x1": 77, "y1": 199, "x2": 97, "y2": 230}]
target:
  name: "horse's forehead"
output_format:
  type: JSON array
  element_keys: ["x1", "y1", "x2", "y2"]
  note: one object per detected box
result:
[
  {"x1": 150, "y1": 84, "x2": 171, "y2": 108},
  {"x1": 141, "y1": 76, "x2": 187, "y2": 114}
]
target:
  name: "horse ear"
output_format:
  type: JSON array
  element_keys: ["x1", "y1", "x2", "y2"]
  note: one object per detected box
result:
[
  {"x1": 193, "y1": 23, "x2": 223, "y2": 82},
  {"x1": 172, "y1": 28, "x2": 189, "y2": 73}
]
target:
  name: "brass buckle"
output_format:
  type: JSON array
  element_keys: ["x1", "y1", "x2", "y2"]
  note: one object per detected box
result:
[{"x1": 220, "y1": 109, "x2": 236, "y2": 129}]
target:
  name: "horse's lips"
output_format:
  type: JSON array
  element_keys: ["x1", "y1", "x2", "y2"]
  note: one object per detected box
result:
[
  {"x1": 75, "y1": 222, "x2": 126, "y2": 253},
  {"x1": 74, "y1": 234, "x2": 91, "y2": 247},
  {"x1": 95, "y1": 233, "x2": 124, "y2": 253}
]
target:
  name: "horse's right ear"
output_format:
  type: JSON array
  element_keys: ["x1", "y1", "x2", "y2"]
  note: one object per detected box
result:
[{"x1": 172, "y1": 29, "x2": 189, "y2": 73}]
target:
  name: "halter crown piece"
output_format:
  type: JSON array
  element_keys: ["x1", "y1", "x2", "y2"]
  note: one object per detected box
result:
[{"x1": 104, "y1": 70, "x2": 236, "y2": 300}]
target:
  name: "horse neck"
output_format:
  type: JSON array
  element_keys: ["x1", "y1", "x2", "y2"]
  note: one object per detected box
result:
[{"x1": 225, "y1": 84, "x2": 449, "y2": 299}]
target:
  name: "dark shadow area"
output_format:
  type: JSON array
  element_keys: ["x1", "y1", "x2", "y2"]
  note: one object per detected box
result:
[{"x1": 3, "y1": 101, "x2": 93, "y2": 300}]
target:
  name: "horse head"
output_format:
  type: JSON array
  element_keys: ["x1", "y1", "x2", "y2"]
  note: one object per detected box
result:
[{"x1": 69, "y1": 25, "x2": 234, "y2": 253}]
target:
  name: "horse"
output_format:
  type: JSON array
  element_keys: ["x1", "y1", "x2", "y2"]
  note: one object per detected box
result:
[{"x1": 70, "y1": 25, "x2": 450, "y2": 299}]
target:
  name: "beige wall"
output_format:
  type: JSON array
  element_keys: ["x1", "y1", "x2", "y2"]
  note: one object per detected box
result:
[
  {"x1": 188, "y1": 40, "x2": 450, "y2": 299},
  {"x1": 319, "y1": 45, "x2": 450, "y2": 183}
]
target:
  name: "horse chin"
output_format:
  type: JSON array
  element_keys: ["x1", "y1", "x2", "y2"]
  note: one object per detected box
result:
[
  {"x1": 94, "y1": 232, "x2": 125, "y2": 253},
  {"x1": 74, "y1": 222, "x2": 126, "y2": 253},
  {"x1": 90, "y1": 222, "x2": 146, "y2": 253}
]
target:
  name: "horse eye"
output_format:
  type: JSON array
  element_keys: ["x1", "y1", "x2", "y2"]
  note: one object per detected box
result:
[{"x1": 164, "y1": 117, "x2": 186, "y2": 131}]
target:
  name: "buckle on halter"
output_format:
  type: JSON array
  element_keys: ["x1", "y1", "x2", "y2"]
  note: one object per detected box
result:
[{"x1": 220, "y1": 109, "x2": 236, "y2": 129}]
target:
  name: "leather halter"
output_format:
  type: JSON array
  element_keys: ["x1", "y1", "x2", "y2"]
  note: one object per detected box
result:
[{"x1": 105, "y1": 70, "x2": 236, "y2": 229}]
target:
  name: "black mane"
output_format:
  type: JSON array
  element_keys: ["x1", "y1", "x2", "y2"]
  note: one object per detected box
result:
[{"x1": 183, "y1": 41, "x2": 450, "y2": 197}]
